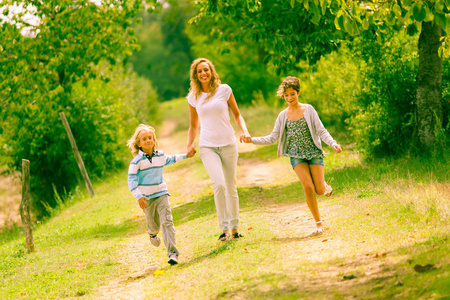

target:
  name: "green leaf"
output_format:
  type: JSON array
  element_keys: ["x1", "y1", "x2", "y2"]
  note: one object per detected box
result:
[
  {"x1": 291, "y1": 0, "x2": 295, "y2": 8},
  {"x1": 435, "y1": 13, "x2": 447, "y2": 29},
  {"x1": 362, "y1": 18, "x2": 370, "y2": 30},
  {"x1": 402, "y1": 0, "x2": 413, "y2": 6},
  {"x1": 412, "y1": 3, "x2": 426, "y2": 22}
]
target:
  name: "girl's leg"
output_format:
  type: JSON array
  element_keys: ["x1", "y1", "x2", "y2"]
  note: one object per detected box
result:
[
  {"x1": 199, "y1": 146, "x2": 230, "y2": 233},
  {"x1": 220, "y1": 143, "x2": 240, "y2": 234},
  {"x1": 293, "y1": 163, "x2": 324, "y2": 232},
  {"x1": 309, "y1": 164, "x2": 326, "y2": 196}
]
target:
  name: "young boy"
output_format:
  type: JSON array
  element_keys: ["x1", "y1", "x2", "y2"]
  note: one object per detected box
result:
[{"x1": 127, "y1": 124, "x2": 195, "y2": 265}]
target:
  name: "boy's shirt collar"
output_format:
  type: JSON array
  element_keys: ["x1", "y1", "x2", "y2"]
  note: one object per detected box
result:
[{"x1": 138, "y1": 149, "x2": 157, "y2": 163}]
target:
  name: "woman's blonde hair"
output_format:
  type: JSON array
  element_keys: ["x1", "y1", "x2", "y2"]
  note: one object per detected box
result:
[
  {"x1": 127, "y1": 124, "x2": 159, "y2": 157},
  {"x1": 277, "y1": 76, "x2": 301, "y2": 98},
  {"x1": 188, "y1": 58, "x2": 221, "y2": 101}
]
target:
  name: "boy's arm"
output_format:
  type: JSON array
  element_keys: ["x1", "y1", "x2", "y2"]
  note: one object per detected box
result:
[
  {"x1": 164, "y1": 153, "x2": 188, "y2": 166},
  {"x1": 128, "y1": 163, "x2": 144, "y2": 202}
]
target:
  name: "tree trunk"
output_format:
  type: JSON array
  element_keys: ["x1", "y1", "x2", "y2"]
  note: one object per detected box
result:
[{"x1": 416, "y1": 22, "x2": 444, "y2": 148}]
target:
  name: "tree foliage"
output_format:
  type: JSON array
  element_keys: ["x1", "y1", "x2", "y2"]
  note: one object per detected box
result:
[
  {"x1": 131, "y1": 1, "x2": 195, "y2": 101},
  {"x1": 194, "y1": 0, "x2": 450, "y2": 153},
  {"x1": 0, "y1": 0, "x2": 156, "y2": 217}
]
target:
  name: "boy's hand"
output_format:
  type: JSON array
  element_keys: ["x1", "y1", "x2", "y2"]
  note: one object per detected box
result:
[
  {"x1": 138, "y1": 197, "x2": 149, "y2": 209},
  {"x1": 333, "y1": 144, "x2": 342, "y2": 153}
]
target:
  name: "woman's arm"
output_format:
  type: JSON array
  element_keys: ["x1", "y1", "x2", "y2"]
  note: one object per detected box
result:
[
  {"x1": 187, "y1": 104, "x2": 199, "y2": 153},
  {"x1": 228, "y1": 93, "x2": 250, "y2": 141}
]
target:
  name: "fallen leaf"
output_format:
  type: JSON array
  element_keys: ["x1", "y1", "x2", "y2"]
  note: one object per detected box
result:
[
  {"x1": 322, "y1": 239, "x2": 328, "y2": 242},
  {"x1": 413, "y1": 264, "x2": 437, "y2": 273},
  {"x1": 248, "y1": 227, "x2": 253, "y2": 230},
  {"x1": 343, "y1": 275, "x2": 356, "y2": 280},
  {"x1": 132, "y1": 215, "x2": 140, "y2": 220},
  {"x1": 375, "y1": 253, "x2": 387, "y2": 258},
  {"x1": 410, "y1": 235, "x2": 415, "y2": 238},
  {"x1": 153, "y1": 270, "x2": 165, "y2": 276},
  {"x1": 243, "y1": 248, "x2": 249, "y2": 253}
]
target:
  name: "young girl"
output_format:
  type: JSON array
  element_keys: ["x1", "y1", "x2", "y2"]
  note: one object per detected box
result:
[
  {"x1": 241, "y1": 76, "x2": 342, "y2": 234},
  {"x1": 127, "y1": 124, "x2": 195, "y2": 265}
]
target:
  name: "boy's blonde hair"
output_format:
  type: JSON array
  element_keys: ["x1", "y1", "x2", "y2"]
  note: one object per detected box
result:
[
  {"x1": 127, "y1": 124, "x2": 159, "y2": 157},
  {"x1": 188, "y1": 58, "x2": 221, "y2": 101},
  {"x1": 277, "y1": 76, "x2": 301, "y2": 98}
]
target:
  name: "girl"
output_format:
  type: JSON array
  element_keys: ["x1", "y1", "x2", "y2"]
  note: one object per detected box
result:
[
  {"x1": 186, "y1": 58, "x2": 251, "y2": 241},
  {"x1": 241, "y1": 76, "x2": 342, "y2": 234}
]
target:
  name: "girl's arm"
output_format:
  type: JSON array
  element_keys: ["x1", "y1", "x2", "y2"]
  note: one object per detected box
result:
[
  {"x1": 311, "y1": 107, "x2": 342, "y2": 152},
  {"x1": 251, "y1": 112, "x2": 284, "y2": 145},
  {"x1": 187, "y1": 104, "x2": 199, "y2": 153},
  {"x1": 228, "y1": 93, "x2": 250, "y2": 140}
]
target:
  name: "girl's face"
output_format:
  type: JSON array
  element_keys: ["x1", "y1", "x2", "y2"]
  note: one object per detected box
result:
[
  {"x1": 283, "y1": 87, "x2": 300, "y2": 105},
  {"x1": 137, "y1": 130, "x2": 155, "y2": 154},
  {"x1": 196, "y1": 62, "x2": 212, "y2": 86}
]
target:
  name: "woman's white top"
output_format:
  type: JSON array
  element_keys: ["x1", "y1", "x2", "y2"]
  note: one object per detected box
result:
[{"x1": 187, "y1": 84, "x2": 236, "y2": 147}]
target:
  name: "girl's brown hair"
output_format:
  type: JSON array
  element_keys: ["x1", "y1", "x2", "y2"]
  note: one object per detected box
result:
[
  {"x1": 188, "y1": 58, "x2": 221, "y2": 101},
  {"x1": 276, "y1": 76, "x2": 301, "y2": 98},
  {"x1": 126, "y1": 124, "x2": 159, "y2": 157}
]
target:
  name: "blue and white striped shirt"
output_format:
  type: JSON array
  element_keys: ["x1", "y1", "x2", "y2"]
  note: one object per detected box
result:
[{"x1": 128, "y1": 150, "x2": 187, "y2": 202}]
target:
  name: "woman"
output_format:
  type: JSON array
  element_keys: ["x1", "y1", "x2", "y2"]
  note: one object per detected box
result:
[{"x1": 186, "y1": 58, "x2": 250, "y2": 241}]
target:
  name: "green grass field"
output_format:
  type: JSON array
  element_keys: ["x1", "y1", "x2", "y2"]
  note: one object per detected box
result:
[{"x1": 1, "y1": 100, "x2": 449, "y2": 299}]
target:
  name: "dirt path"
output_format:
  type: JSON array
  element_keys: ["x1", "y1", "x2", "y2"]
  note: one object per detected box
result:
[
  {"x1": 0, "y1": 169, "x2": 22, "y2": 228},
  {"x1": 91, "y1": 122, "x2": 387, "y2": 299}
]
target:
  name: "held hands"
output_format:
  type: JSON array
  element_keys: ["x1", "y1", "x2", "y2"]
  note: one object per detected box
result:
[
  {"x1": 333, "y1": 144, "x2": 342, "y2": 153},
  {"x1": 239, "y1": 131, "x2": 252, "y2": 143},
  {"x1": 186, "y1": 144, "x2": 196, "y2": 158},
  {"x1": 138, "y1": 196, "x2": 149, "y2": 209}
]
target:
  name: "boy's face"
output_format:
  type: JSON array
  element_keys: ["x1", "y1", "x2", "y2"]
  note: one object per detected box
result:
[
  {"x1": 137, "y1": 130, "x2": 155, "y2": 154},
  {"x1": 196, "y1": 62, "x2": 212, "y2": 85},
  {"x1": 283, "y1": 87, "x2": 300, "y2": 105}
]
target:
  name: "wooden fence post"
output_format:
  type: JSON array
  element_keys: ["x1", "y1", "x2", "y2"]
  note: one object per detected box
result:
[
  {"x1": 59, "y1": 112, "x2": 95, "y2": 197},
  {"x1": 19, "y1": 159, "x2": 34, "y2": 253}
]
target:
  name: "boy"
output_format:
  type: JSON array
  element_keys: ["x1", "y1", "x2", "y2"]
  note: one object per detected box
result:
[{"x1": 127, "y1": 124, "x2": 195, "y2": 265}]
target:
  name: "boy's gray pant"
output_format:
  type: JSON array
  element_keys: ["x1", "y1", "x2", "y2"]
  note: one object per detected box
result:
[{"x1": 143, "y1": 195, "x2": 179, "y2": 258}]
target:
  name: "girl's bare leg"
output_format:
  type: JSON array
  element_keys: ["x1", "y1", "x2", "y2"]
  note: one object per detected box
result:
[{"x1": 293, "y1": 163, "x2": 324, "y2": 231}]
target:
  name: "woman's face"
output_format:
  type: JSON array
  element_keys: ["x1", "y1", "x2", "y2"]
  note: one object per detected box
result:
[{"x1": 196, "y1": 62, "x2": 212, "y2": 85}]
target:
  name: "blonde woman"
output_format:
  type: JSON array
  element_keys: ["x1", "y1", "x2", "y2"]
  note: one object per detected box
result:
[{"x1": 186, "y1": 58, "x2": 250, "y2": 241}]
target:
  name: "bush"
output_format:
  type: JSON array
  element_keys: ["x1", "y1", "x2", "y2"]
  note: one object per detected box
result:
[
  {"x1": 1, "y1": 67, "x2": 159, "y2": 218},
  {"x1": 349, "y1": 33, "x2": 418, "y2": 158}
]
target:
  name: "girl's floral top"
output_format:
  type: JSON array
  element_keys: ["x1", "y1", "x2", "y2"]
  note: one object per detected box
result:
[{"x1": 283, "y1": 118, "x2": 324, "y2": 159}]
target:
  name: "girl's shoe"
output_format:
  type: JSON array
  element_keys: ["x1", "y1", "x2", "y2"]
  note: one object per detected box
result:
[
  {"x1": 324, "y1": 183, "x2": 333, "y2": 197},
  {"x1": 218, "y1": 232, "x2": 230, "y2": 241},
  {"x1": 313, "y1": 221, "x2": 324, "y2": 235}
]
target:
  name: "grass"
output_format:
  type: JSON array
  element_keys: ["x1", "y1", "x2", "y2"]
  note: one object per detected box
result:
[{"x1": 1, "y1": 101, "x2": 449, "y2": 299}]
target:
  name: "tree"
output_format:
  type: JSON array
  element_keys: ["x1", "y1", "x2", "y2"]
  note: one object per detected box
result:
[
  {"x1": 0, "y1": 0, "x2": 148, "y2": 216},
  {"x1": 194, "y1": 0, "x2": 450, "y2": 150}
]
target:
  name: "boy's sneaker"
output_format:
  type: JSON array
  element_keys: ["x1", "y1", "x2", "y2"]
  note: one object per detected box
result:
[
  {"x1": 168, "y1": 254, "x2": 178, "y2": 265},
  {"x1": 218, "y1": 232, "x2": 230, "y2": 241},
  {"x1": 324, "y1": 183, "x2": 333, "y2": 197},
  {"x1": 232, "y1": 232, "x2": 243, "y2": 239},
  {"x1": 149, "y1": 234, "x2": 161, "y2": 247}
]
